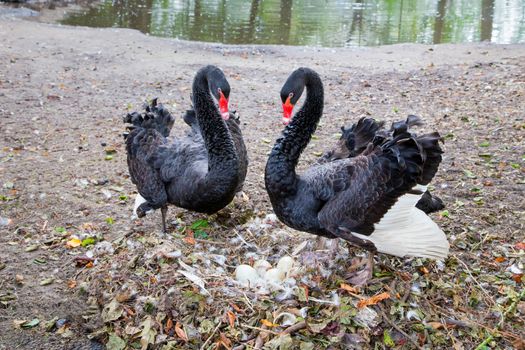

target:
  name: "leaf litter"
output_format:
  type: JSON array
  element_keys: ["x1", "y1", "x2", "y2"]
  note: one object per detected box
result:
[{"x1": 0, "y1": 43, "x2": 524, "y2": 350}]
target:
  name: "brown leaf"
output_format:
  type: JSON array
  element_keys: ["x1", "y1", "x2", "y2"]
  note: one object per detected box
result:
[
  {"x1": 165, "y1": 318, "x2": 173, "y2": 333},
  {"x1": 495, "y1": 256, "x2": 506, "y2": 263},
  {"x1": 428, "y1": 321, "x2": 445, "y2": 330},
  {"x1": 184, "y1": 231, "x2": 196, "y2": 245},
  {"x1": 260, "y1": 319, "x2": 279, "y2": 327},
  {"x1": 340, "y1": 283, "x2": 359, "y2": 294},
  {"x1": 229, "y1": 303, "x2": 242, "y2": 313},
  {"x1": 67, "y1": 280, "x2": 77, "y2": 289},
  {"x1": 516, "y1": 242, "x2": 525, "y2": 250},
  {"x1": 226, "y1": 310, "x2": 236, "y2": 329},
  {"x1": 357, "y1": 292, "x2": 390, "y2": 308},
  {"x1": 175, "y1": 321, "x2": 188, "y2": 341}
]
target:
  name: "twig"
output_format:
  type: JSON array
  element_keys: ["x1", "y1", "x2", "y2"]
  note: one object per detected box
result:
[
  {"x1": 280, "y1": 321, "x2": 306, "y2": 335},
  {"x1": 377, "y1": 306, "x2": 423, "y2": 350},
  {"x1": 241, "y1": 324, "x2": 280, "y2": 335},
  {"x1": 455, "y1": 256, "x2": 495, "y2": 306},
  {"x1": 474, "y1": 287, "x2": 525, "y2": 350},
  {"x1": 200, "y1": 320, "x2": 222, "y2": 350}
]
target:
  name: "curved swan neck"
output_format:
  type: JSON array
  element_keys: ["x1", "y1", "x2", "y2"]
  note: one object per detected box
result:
[
  {"x1": 192, "y1": 66, "x2": 238, "y2": 175},
  {"x1": 265, "y1": 68, "x2": 324, "y2": 195}
]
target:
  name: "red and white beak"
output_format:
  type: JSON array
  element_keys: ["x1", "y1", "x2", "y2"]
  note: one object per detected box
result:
[
  {"x1": 282, "y1": 95, "x2": 294, "y2": 125},
  {"x1": 218, "y1": 89, "x2": 229, "y2": 120}
]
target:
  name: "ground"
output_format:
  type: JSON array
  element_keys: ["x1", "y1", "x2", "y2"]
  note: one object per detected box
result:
[{"x1": 0, "y1": 16, "x2": 524, "y2": 350}]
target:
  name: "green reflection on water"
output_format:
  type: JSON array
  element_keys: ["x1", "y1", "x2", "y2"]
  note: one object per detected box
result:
[{"x1": 61, "y1": 0, "x2": 525, "y2": 47}]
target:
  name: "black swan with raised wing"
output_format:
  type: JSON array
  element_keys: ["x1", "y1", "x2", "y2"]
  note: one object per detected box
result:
[
  {"x1": 264, "y1": 67, "x2": 449, "y2": 282},
  {"x1": 319, "y1": 115, "x2": 445, "y2": 214},
  {"x1": 124, "y1": 65, "x2": 246, "y2": 232}
]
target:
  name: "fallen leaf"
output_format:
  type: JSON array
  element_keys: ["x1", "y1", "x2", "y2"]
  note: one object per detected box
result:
[
  {"x1": 106, "y1": 334, "x2": 126, "y2": 350},
  {"x1": 175, "y1": 321, "x2": 188, "y2": 341},
  {"x1": 340, "y1": 283, "x2": 359, "y2": 294},
  {"x1": 21, "y1": 318, "x2": 40, "y2": 329},
  {"x1": 40, "y1": 278, "x2": 54, "y2": 286},
  {"x1": 357, "y1": 292, "x2": 390, "y2": 308},
  {"x1": 184, "y1": 231, "x2": 196, "y2": 245},
  {"x1": 428, "y1": 321, "x2": 445, "y2": 330},
  {"x1": 516, "y1": 242, "x2": 525, "y2": 250},
  {"x1": 66, "y1": 238, "x2": 81, "y2": 248},
  {"x1": 226, "y1": 310, "x2": 236, "y2": 329},
  {"x1": 67, "y1": 280, "x2": 77, "y2": 289},
  {"x1": 102, "y1": 299, "x2": 123, "y2": 322},
  {"x1": 261, "y1": 319, "x2": 279, "y2": 328},
  {"x1": 512, "y1": 274, "x2": 523, "y2": 283},
  {"x1": 140, "y1": 316, "x2": 157, "y2": 350},
  {"x1": 165, "y1": 318, "x2": 173, "y2": 333},
  {"x1": 495, "y1": 256, "x2": 506, "y2": 263}
]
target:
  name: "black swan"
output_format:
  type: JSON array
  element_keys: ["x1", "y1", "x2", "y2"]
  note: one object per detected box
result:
[
  {"x1": 319, "y1": 116, "x2": 445, "y2": 214},
  {"x1": 264, "y1": 67, "x2": 449, "y2": 281},
  {"x1": 124, "y1": 65, "x2": 246, "y2": 232}
]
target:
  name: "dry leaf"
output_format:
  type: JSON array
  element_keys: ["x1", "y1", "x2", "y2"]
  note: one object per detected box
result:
[
  {"x1": 175, "y1": 321, "x2": 188, "y2": 341},
  {"x1": 230, "y1": 303, "x2": 242, "y2": 313},
  {"x1": 516, "y1": 242, "x2": 525, "y2": 250},
  {"x1": 261, "y1": 319, "x2": 279, "y2": 327},
  {"x1": 226, "y1": 310, "x2": 236, "y2": 329},
  {"x1": 495, "y1": 256, "x2": 506, "y2": 263},
  {"x1": 184, "y1": 231, "x2": 196, "y2": 245},
  {"x1": 512, "y1": 274, "x2": 523, "y2": 283},
  {"x1": 67, "y1": 280, "x2": 77, "y2": 289},
  {"x1": 340, "y1": 283, "x2": 359, "y2": 294},
  {"x1": 428, "y1": 321, "x2": 445, "y2": 329},
  {"x1": 357, "y1": 292, "x2": 390, "y2": 308},
  {"x1": 165, "y1": 318, "x2": 173, "y2": 333},
  {"x1": 66, "y1": 238, "x2": 81, "y2": 248}
]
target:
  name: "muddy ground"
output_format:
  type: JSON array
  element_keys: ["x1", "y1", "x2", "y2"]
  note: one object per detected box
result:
[{"x1": 0, "y1": 15, "x2": 524, "y2": 350}]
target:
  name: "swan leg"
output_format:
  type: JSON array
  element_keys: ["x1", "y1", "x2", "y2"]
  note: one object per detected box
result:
[{"x1": 161, "y1": 206, "x2": 168, "y2": 233}]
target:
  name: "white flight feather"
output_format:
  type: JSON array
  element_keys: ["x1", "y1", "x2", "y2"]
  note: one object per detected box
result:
[{"x1": 351, "y1": 185, "x2": 449, "y2": 259}]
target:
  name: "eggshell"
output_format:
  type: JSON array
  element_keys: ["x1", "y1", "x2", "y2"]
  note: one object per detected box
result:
[
  {"x1": 253, "y1": 259, "x2": 272, "y2": 277},
  {"x1": 235, "y1": 265, "x2": 259, "y2": 285},
  {"x1": 276, "y1": 256, "x2": 295, "y2": 276},
  {"x1": 264, "y1": 268, "x2": 285, "y2": 282}
]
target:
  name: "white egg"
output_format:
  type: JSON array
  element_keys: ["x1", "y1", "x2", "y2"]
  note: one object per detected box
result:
[
  {"x1": 234, "y1": 265, "x2": 260, "y2": 286},
  {"x1": 276, "y1": 256, "x2": 295, "y2": 276},
  {"x1": 264, "y1": 268, "x2": 285, "y2": 282},
  {"x1": 253, "y1": 259, "x2": 272, "y2": 277}
]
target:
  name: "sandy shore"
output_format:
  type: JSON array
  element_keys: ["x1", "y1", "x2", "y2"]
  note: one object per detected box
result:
[{"x1": 1, "y1": 16, "x2": 524, "y2": 349}]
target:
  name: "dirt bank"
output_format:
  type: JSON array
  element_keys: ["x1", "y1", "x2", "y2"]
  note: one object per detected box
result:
[{"x1": 0, "y1": 17, "x2": 524, "y2": 350}]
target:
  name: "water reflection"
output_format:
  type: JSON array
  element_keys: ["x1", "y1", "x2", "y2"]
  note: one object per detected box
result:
[{"x1": 61, "y1": 0, "x2": 525, "y2": 47}]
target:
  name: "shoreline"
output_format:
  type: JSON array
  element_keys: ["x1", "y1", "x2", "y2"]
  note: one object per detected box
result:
[{"x1": 1, "y1": 14, "x2": 524, "y2": 350}]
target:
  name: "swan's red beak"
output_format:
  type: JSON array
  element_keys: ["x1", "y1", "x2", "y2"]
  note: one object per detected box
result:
[
  {"x1": 218, "y1": 90, "x2": 229, "y2": 120},
  {"x1": 282, "y1": 96, "x2": 294, "y2": 125}
]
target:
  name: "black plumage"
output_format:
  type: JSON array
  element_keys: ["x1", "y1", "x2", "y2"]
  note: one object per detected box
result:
[
  {"x1": 124, "y1": 65, "x2": 247, "y2": 231},
  {"x1": 319, "y1": 115, "x2": 445, "y2": 214},
  {"x1": 265, "y1": 68, "x2": 448, "y2": 280}
]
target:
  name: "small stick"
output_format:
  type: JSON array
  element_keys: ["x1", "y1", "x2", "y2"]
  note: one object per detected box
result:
[
  {"x1": 200, "y1": 320, "x2": 222, "y2": 350},
  {"x1": 241, "y1": 324, "x2": 280, "y2": 335},
  {"x1": 455, "y1": 257, "x2": 495, "y2": 306},
  {"x1": 280, "y1": 321, "x2": 307, "y2": 335}
]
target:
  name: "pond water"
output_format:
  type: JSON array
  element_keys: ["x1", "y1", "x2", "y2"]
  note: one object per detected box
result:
[{"x1": 60, "y1": 0, "x2": 525, "y2": 47}]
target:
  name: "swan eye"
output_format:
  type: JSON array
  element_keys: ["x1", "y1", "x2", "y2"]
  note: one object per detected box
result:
[{"x1": 288, "y1": 92, "x2": 294, "y2": 98}]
